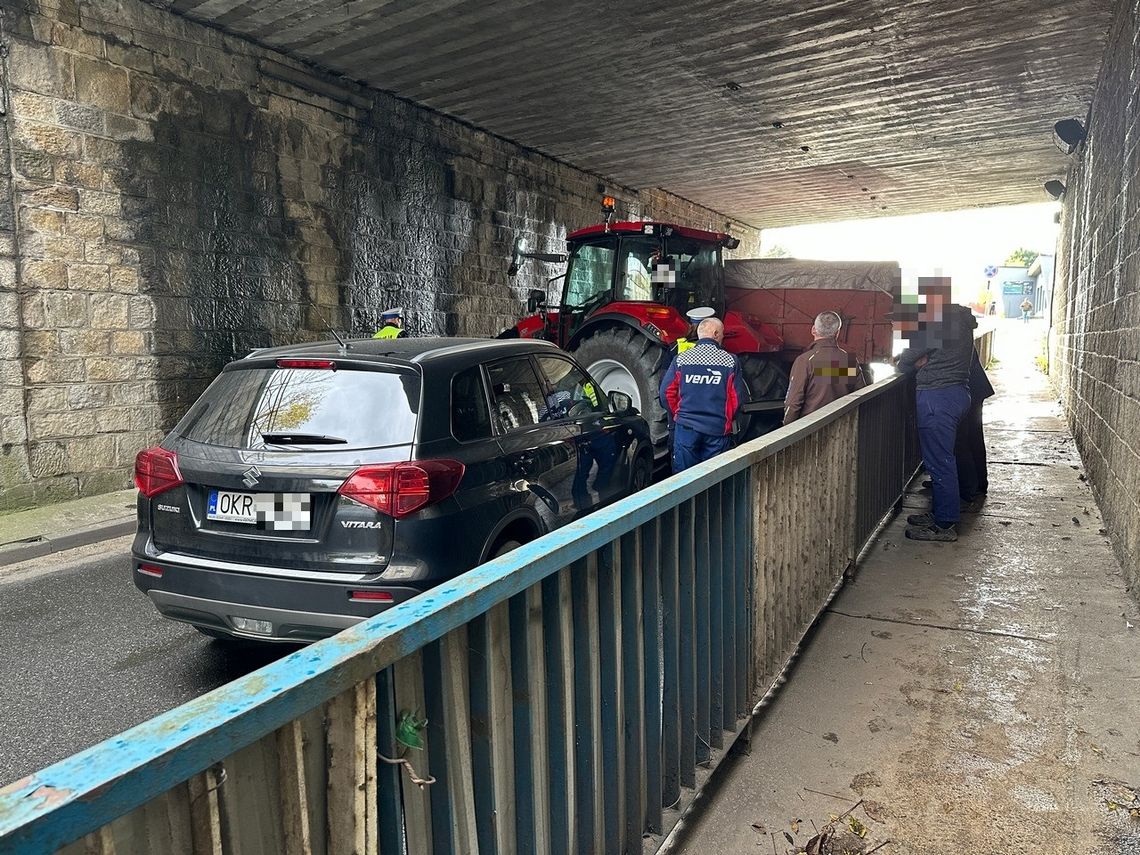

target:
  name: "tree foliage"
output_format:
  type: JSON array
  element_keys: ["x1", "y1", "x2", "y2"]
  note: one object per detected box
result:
[{"x1": 1005, "y1": 247, "x2": 1039, "y2": 267}]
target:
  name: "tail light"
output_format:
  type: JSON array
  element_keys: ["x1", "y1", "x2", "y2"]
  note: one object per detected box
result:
[
  {"x1": 338, "y1": 460, "x2": 465, "y2": 519},
  {"x1": 134, "y1": 447, "x2": 184, "y2": 498},
  {"x1": 277, "y1": 358, "x2": 336, "y2": 370}
]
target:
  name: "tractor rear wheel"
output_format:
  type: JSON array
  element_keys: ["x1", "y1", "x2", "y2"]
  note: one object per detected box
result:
[
  {"x1": 574, "y1": 327, "x2": 670, "y2": 454},
  {"x1": 739, "y1": 355, "x2": 790, "y2": 440}
]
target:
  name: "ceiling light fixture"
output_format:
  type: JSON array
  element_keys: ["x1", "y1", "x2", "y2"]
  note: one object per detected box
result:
[{"x1": 1044, "y1": 180, "x2": 1066, "y2": 200}]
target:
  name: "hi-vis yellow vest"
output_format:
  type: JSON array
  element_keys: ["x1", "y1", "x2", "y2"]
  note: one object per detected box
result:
[
  {"x1": 676, "y1": 337, "x2": 695, "y2": 354},
  {"x1": 373, "y1": 324, "x2": 403, "y2": 339}
]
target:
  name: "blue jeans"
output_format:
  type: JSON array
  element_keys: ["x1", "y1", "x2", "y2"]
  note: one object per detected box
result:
[
  {"x1": 672, "y1": 423, "x2": 732, "y2": 472},
  {"x1": 916, "y1": 386, "x2": 971, "y2": 525}
]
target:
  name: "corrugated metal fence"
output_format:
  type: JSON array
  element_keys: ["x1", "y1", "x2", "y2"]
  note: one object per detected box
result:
[{"x1": 0, "y1": 330, "x2": 992, "y2": 855}]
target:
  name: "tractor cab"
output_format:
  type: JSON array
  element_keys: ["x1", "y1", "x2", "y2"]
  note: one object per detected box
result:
[
  {"x1": 509, "y1": 214, "x2": 738, "y2": 350},
  {"x1": 556, "y1": 223, "x2": 726, "y2": 345}
]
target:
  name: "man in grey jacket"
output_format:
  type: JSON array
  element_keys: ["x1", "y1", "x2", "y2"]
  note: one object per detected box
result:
[{"x1": 896, "y1": 292, "x2": 977, "y2": 541}]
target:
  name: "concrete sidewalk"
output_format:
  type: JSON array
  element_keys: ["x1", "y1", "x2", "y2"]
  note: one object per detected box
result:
[
  {"x1": 0, "y1": 488, "x2": 137, "y2": 567},
  {"x1": 675, "y1": 325, "x2": 1140, "y2": 854}
]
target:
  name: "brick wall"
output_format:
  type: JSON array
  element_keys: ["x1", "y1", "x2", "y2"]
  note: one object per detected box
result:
[
  {"x1": 0, "y1": 0, "x2": 759, "y2": 512},
  {"x1": 1051, "y1": 0, "x2": 1140, "y2": 594}
]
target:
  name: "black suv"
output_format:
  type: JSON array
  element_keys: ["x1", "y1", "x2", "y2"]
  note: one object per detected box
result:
[{"x1": 132, "y1": 338, "x2": 653, "y2": 643}]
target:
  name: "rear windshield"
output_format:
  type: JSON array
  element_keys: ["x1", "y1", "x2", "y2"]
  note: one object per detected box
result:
[{"x1": 175, "y1": 365, "x2": 420, "y2": 450}]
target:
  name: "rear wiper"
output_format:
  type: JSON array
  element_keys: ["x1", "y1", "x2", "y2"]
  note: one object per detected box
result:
[{"x1": 260, "y1": 432, "x2": 348, "y2": 445}]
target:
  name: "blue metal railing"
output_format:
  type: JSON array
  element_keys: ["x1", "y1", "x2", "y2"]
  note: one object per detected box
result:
[{"x1": 1, "y1": 335, "x2": 989, "y2": 854}]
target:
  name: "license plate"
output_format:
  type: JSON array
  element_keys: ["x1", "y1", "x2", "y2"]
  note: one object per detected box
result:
[{"x1": 207, "y1": 490, "x2": 311, "y2": 531}]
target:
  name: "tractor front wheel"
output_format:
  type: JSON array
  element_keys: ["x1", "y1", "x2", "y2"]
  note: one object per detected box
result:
[{"x1": 574, "y1": 328, "x2": 670, "y2": 454}]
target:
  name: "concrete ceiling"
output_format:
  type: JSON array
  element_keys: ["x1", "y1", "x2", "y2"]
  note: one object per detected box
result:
[{"x1": 165, "y1": 0, "x2": 1113, "y2": 228}]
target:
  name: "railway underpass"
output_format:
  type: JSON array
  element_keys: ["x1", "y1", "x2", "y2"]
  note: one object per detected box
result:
[{"x1": 2, "y1": 0, "x2": 1140, "y2": 852}]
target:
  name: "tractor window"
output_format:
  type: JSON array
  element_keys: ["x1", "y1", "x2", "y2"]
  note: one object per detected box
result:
[
  {"x1": 668, "y1": 240, "x2": 722, "y2": 312},
  {"x1": 564, "y1": 244, "x2": 616, "y2": 308},
  {"x1": 616, "y1": 236, "x2": 661, "y2": 302}
]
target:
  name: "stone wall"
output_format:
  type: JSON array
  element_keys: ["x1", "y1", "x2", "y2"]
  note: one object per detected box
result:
[
  {"x1": 0, "y1": 0, "x2": 759, "y2": 512},
  {"x1": 1051, "y1": 0, "x2": 1140, "y2": 594}
]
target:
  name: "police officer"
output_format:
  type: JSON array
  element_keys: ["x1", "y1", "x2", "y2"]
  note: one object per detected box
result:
[
  {"x1": 373, "y1": 307, "x2": 406, "y2": 339},
  {"x1": 659, "y1": 316, "x2": 747, "y2": 472}
]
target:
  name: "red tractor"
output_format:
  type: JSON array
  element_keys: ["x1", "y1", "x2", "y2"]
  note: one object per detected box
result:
[
  {"x1": 501, "y1": 205, "x2": 789, "y2": 456},
  {"x1": 500, "y1": 201, "x2": 897, "y2": 459}
]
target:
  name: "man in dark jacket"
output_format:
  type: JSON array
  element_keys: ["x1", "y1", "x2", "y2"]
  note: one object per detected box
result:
[
  {"x1": 659, "y1": 317, "x2": 747, "y2": 472},
  {"x1": 896, "y1": 298, "x2": 977, "y2": 541},
  {"x1": 784, "y1": 311, "x2": 869, "y2": 424}
]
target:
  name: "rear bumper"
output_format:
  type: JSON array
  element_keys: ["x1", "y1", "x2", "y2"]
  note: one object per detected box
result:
[{"x1": 133, "y1": 552, "x2": 422, "y2": 643}]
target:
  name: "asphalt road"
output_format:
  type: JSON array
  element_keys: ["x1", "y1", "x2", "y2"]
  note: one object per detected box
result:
[{"x1": 0, "y1": 536, "x2": 292, "y2": 786}]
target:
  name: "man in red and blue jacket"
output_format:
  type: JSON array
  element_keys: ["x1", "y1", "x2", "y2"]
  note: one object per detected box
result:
[{"x1": 658, "y1": 316, "x2": 747, "y2": 472}]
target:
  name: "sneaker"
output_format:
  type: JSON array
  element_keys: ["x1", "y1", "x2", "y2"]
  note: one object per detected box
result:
[
  {"x1": 907, "y1": 512, "x2": 934, "y2": 526},
  {"x1": 905, "y1": 523, "x2": 958, "y2": 542}
]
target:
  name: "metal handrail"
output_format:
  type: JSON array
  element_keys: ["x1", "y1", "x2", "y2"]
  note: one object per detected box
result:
[{"x1": 1, "y1": 327, "x2": 995, "y2": 853}]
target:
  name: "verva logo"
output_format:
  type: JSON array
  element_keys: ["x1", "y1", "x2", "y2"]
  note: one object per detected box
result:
[{"x1": 684, "y1": 370, "x2": 723, "y2": 385}]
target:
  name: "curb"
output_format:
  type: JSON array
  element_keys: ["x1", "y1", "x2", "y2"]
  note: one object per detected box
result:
[{"x1": 0, "y1": 519, "x2": 135, "y2": 568}]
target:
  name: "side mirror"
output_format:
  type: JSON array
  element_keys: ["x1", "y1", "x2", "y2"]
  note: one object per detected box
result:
[
  {"x1": 527, "y1": 289, "x2": 547, "y2": 313},
  {"x1": 609, "y1": 390, "x2": 636, "y2": 415}
]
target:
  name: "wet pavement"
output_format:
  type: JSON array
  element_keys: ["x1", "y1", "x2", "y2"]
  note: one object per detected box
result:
[
  {"x1": 0, "y1": 537, "x2": 291, "y2": 785},
  {"x1": 674, "y1": 321, "x2": 1140, "y2": 854}
]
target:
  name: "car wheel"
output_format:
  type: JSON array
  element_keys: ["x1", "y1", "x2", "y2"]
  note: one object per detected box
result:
[
  {"x1": 630, "y1": 452, "x2": 653, "y2": 493},
  {"x1": 573, "y1": 328, "x2": 669, "y2": 453},
  {"x1": 491, "y1": 539, "x2": 523, "y2": 558}
]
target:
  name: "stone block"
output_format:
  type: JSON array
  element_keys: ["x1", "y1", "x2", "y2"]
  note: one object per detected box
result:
[
  {"x1": 110, "y1": 330, "x2": 148, "y2": 355},
  {"x1": 7, "y1": 39, "x2": 74, "y2": 99},
  {"x1": 50, "y1": 21, "x2": 107, "y2": 57},
  {"x1": 20, "y1": 184, "x2": 79, "y2": 212},
  {"x1": 78, "y1": 468, "x2": 132, "y2": 497},
  {"x1": 60, "y1": 328, "x2": 111, "y2": 356},
  {"x1": 91, "y1": 294, "x2": 131, "y2": 329},
  {"x1": 0, "y1": 293, "x2": 17, "y2": 330},
  {"x1": 28, "y1": 441, "x2": 68, "y2": 477},
  {"x1": 66, "y1": 434, "x2": 116, "y2": 469},
  {"x1": 77, "y1": 188, "x2": 123, "y2": 217},
  {"x1": 0, "y1": 415, "x2": 29, "y2": 446},
  {"x1": 29, "y1": 409, "x2": 94, "y2": 440},
  {"x1": 11, "y1": 117, "x2": 83, "y2": 159},
  {"x1": 64, "y1": 213, "x2": 106, "y2": 240},
  {"x1": 43, "y1": 290, "x2": 88, "y2": 326},
  {"x1": 105, "y1": 114, "x2": 153, "y2": 142},
  {"x1": 95, "y1": 407, "x2": 130, "y2": 433},
  {"x1": 73, "y1": 56, "x2": 131, "y2": 115},
  {"x1": 109, "y1": 267, "x2": 140, "y2": 294},
  {"x1": 26, "y1": 356, "x2": 84, "y2": 385},
  {"x1": 26, "y1": 386, "x2": 68, "y2": 413},
  {"x1": 67, "y1": 263, "x2": 111, "y2": 292},
  {"x1": 85, "y1": 356, "x2": 134, "y2": 382},
  {"x1": 56, "y1": 103, "x2": 108, "y2": 138},
  {"x1": 55, "y1": 160, "x2": 103, "y2": 190},
  {"x1": 0, "y1": 330, "x2": 17, "y2": 360},
  {"x1": 13, "y1": 149, "x2": 56, "y2": 181},
  {"x1": 128, "y1": 296, "x2": 155, "y2": 329},
  {"x1": 11, "y1": 92, "x2": 57, "y2": 123},
  {"x1": 105, "y1": 41, "x2": 156, "y2": 75},
  {"x1": 21, "y1": 330, "x2": 58, "y2": 357},
  {"x1": 23, "y1": 232, "x2": 86, "y2": 261},
  {"x1": 19, "y1": 206, "x2": 64, "y2": 234},
  {"x1": 21, "y1": 259, "x2": 67, "y2": 291},
  {"x1": 33, "y1": 475, "x2": 82, "y2": 505},
  {"x1": 0, "y1": 387, "x2": 24, "y2": 416}
]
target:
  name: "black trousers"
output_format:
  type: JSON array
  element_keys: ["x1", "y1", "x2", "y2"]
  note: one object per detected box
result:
[{"x1": 954, "y1": 400, "x2": 988, "y2": 500}]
